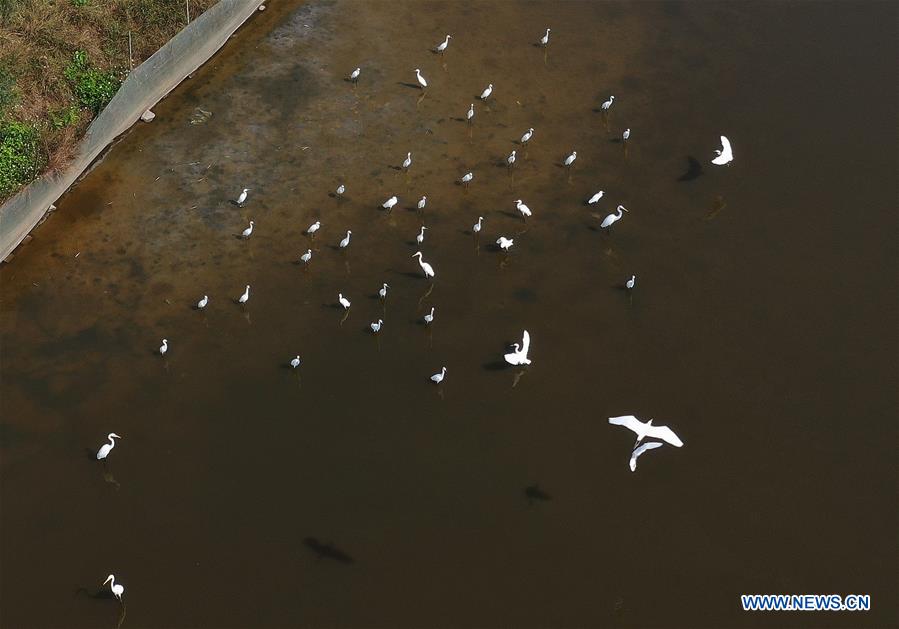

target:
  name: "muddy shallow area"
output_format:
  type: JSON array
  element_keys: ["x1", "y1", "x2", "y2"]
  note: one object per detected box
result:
[{"x1": 1, "y1": 1, "x2": 896, "y2": 627}]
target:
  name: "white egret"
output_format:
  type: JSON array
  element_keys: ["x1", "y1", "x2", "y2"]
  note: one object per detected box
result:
[
  {"x1": 600, "y1": 95, "x2": 615, "y2": 110},
  {"x1": 416, "y1": 226, "x2": 427, "y2": 244},
  {"x1": 402, "y1": 152, "x2": 412, "y2": 170},
  {"x1": 622, "y1": 128, "x2": 630, "y2": 142},
  {"x1": 371, "y1": 319, "x2": 383, "y2": 333},
  {"x1": 540, "y1": 28, "x2": 551, "y2": 47},
  {"x1": 300, "y1": 249, "x2": 312, "y2": 264},
  {"x1": 600, "y1": 205, "x2": 628, "y2": 229},
  {"x1": 415, "y1": 68, "x2": 428, "y2": 88},
  {"x1": 430, "y1": 366, "x2": 447, "y2": 384},
  {"x1": 336, "y1": 183, "x2": 345, "y2": 196},
  {"x1": 564, "y1": 151, "x2": 577, "y2": 168},
  {"x1": 236, "y1": 188, "x2": 249, "y2": 206},
  {"x1": 197, "y1": 295, "x2": 208, "y2": 309},
  {"x1": 496, "y1": 236, "x2": 514, "y2": 251},
  {"x1": 588, "y1": 190, "x2": 604, "y2": 204},
  {"x1": 479, "y1": 83, "x2": 493, "y2": 100},
  {"x1": 625, "y1": 274, "x2": 636, "y2": 289},
  {"x1": 349, "y1": 67, "x2": 360, "y2": 83},
  {"x1": 103, "y1": 574, "x2": 124, "y2": 601},
  {"x1": 159, "y1": 339, "x2": 168, "y2": 356},
  {"x1": 507, "y1": 150, "x2": 516, "y2": 168},
  {"x1": 711, "y1": 135, "x2": 733, "y2": 165},
  {"x1": 238, "y1": 285, "x2": 250, "y2": 304},
  {"x1": 515, "y1": 199, "x2": 532, "y2": 219},
  {"x1": 608, "y1": 415, "x2": 684, "y2": 448},
  {"x1": 412, "y1": 251, "x2": 435, "y2": 279},
  {"x1": 435, "y1": 34, "x2": 451, "y2": 53},
  {"x1": 466, "y1": 103, "x2": 474, "y2": 123},
  {"x1": 461, "y1": 172, "x2": 473, "y2": 186},
  {"x1": 520, "y1": 127, "x2": 534, "y2": 144},
  {"x1": 630, "y1": 441, "x2": 664, "y2": 472},
  {"x1": 338, "y1": 293, "x2": 351, "y2": 310},
  {"x1": 379, "y1": 283, "x2": 389, "y2": 299},
  {"x1": 417, "y1": 196, "x2": 427, "y2": 211},
  {"x1": 424, "y1": 307, "x2": 435, "y2": 324},
  {"x1": 307, "y1": 220, "x2": 321, "y2": 236},
  {"x1": 241, "y1": 220, "x2": 254, "y2": 239},
  {"x1": 339, "y1": 230, "x2": 352, "y2": 248},
  {"x1": 504, "y1": 330, "x2": 532, "y2": 365},
  {"x1": 382, "y1": 195, "x2": 398, "y2": 211},
  {"x1": 290, "y1": 355, "x2": 301, "y2": 369},
  {"x1": 472, "y1": 216, "x2": 483, "y2": 233},
  {"x1": 96, "y1": 433, "x2": 122, "y2": 460}
]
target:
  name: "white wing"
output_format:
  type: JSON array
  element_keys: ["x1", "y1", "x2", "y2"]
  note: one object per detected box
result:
[
  {"x1": 520, "y1": 330, "x2": 530, "y2": 357},
  {"x1": 711, "y1": 136, "x2": 733, "y2": 165},
  {"x1": 608, "y1": 415, "x2": 645, "y2": 435},
  {"x1": 643, "y1": 423, "x2": 684, "y2": 447},
  {"x1": 629, "y1": 441, "x2": 664, "y2": 471}
]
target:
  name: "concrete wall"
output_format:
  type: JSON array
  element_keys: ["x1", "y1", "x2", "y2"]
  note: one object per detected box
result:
[{"x1": 0, "y1": 0, "x2": 263, "y2": 262}]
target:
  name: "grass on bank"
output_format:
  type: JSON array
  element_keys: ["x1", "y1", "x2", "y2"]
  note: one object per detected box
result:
[{"x1": 0, "y1": 0, "x2": 217, "y2": 200}]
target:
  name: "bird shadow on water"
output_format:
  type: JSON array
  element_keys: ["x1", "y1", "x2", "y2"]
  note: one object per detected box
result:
[
  {"x1": 304, "y1": 538, "x2": 355, "y2": 564},
  {"x1": 677, "y1": 155, "x2": 703, "y2": 181},
  {"x1": 397, "y1": 81, "x2": 422, "y2": 90},
  {"x1": 524, "y1": 484, "x2": 553, "y2": 505}
]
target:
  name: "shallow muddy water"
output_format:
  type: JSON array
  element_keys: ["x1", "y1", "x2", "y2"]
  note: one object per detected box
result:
[{"x1": 1, "y1": 1, "x2": 897, "y2": 627}]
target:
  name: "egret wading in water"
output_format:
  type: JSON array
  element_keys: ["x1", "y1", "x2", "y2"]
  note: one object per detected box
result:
[
  {"x1": 507, "y1": 150, "x2": 517, "y2": 168},
  {"x1": 435, "y1": 34, "x2": 451, "y2": 54},
  {"x1": 630, "y1": 441, "x2": 664, "y2": 472},
  {"x1": 307, "y1": 220, "x2": 320, "y2": 237},
  {"x1": 461, "y1": 172, "x2": 473, "y2": 187},
  {"x1": 711, "y1": 135, "x2": 734, "y2": 165},
  {"x1": 472, "y1": 216, "x2": 483, "y2": 233},
  {"x1": 336, "y1": 183, "x2": 346, "y2": 196},
  {"x1": 608, "y1": 415, "x2": 684, "y2": 448},
  {"x1": 424, "y1": 307, "x2": 435, "y2": 324},
  {"x1": 418, "y1": 196, "x2": 427, "y2": 211},
  {"x1": 300, "y1": 249, "x2": 312, "y2": 264},
  {"x1": 338, "y1": 293, "x2": 351, "y2": 310},
  {"x1": 238, "y1": 285, "x2": 250, "y2": 304},
  {"x1": 379, "y1": 283, "x2": 389, "y2": 300},
  {"x1": 479, "y1": 83, "x2": 493, "y2": 100},
  {"x1": 622, "y1": 128, "x2": 630, "y2": 142},
  {"x1": 520, "y1": 127, "x2": 534, "y2": 144},
  {"x1": 496, "y1": 236, "x2": 514, "y2": 251},
  {"x1": 382, "y1": 195, "x2": 398, "y2": 211},
  {"x1": 241, "y1": 220, "x2": 254, "y2": 239},
  {"x1": 415, "y1": 68, "x2": 428, "y2": 89},
  {"x1": 159, "y1": 339, "x2": 168, "y2": 356},
  {"x1": 600, "y1": 205, "x2": 629, "y2": 229},
  {"x1": 371, "y1": 319, "x2": 383, "y2": 333},
  {"x1": 504, "y1": 330, "x2": 532, "y2": 366},
  {"x1": 412, "y1": 251, "x2": 435, "y2": 279},
  {"x1": 290, "y1": 355, "x2": 301, "y2": 369},
  {"x1": 349, "y1": 67, "x2": 360, "y2": 83},
  {"x1": 466, "y1": 103, "x2": 474, "y2": 124},
  {"x1": 339, "y1": 230, "x2": 352, "y2": 249},
  {"x1": 588, "y1": 190, "x2": 604, "y2": 204},
  {"x1": 416, "y1": 226, "x2": 427, "y2": 245},
  {"x1": 540, "y1": 28, "x2": 551, "y2": 47},
  {"x1": 103, "y1": 574, "x2": 124, "y2": 602},
  {"x1": 564, "y1": 151, "x2": 577, "y2": 168},
  {"x1": 601, "y1": 95, "x2": 615, "y2": 110},
  {"x1": 197, "y1": 295, "x2": 208, "y2": 309},
  {"x1": 626, "y1": 275, "x2": 636, "y2": 290},
  {"x1": 515, "y1": 199, "x2": 532, "y2": 220},
  {"x1": 430, "y1": 366, "x2": 447, "y2": 384},
  {"x1": 402, "y1": 152, "x2": 413, "y2": 170},
  {"x1": 236, "y1": 188, "x2": 249, "y2": 206},
  {"x1": 96, "y1": 433, "x2": 122, "y2": 461}
]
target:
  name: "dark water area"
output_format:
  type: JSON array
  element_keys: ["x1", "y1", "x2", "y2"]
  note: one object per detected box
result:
[{"x1": 1, "y1": 1, "x2": 897, "y2": 627}]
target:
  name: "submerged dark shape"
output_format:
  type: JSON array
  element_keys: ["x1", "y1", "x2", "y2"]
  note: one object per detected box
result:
[
  {"x1": 677, "y1": 155, "x2": 703, "y2": 181},
  {"x1": 304, "y1": 537, "x2": 355, "y2": 564},
  {"x1": 525, "y1": 484, "x2": 552, "y2": 503}
]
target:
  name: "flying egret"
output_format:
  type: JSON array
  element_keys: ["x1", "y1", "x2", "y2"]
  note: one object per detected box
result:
[
  {"x1": 96, "y1": 433, "x2": 122, "y2": 461},
  {"x1": 382, "y1": 195, "x2": 398, "y2": 211},
  {"x1": 600, "y1": 205, "x2": 628, "y2": 229},
  {"x1": 461, "y1": 172, "x2": 473, "y2": 186},
  {"x1": 626, "y1": 275, "x2": 636, "y2": 290},
  {"x1": 466, "y1": 103, "x2": 474, "y2": 123},
  {"x1": 300, "y1": 249, "x2": 312, "y2": 264},
  {"x1": 349, "y1": 67, "x2": 360, "y2": 83},
  {"x1": 241, "y1": 220, "x2": 254, "y2": 239},
  {"x1": 290, "y1": 355, "x2": 301, "y2": 369},
  {"x1": 412, "y1": 251, "x2": 435, "y2": 279},
  {"x1": 416, "y1": 226, "x2": 427, "y2": 244},
  {"x1": 238, "y1": 285, "x2": 250, "y2": 304},
  {"x1": 479, "y1": 83, "x2": 493, "y2": 100},
  {"x1": 564, "y1": 151, "x2": 577, "y2": 168},
  {"x1": 402, "y1": 152, "x2": 412, "y2": 170},
  {"x1": 379, "y1": 283, "x2": 389, "y2": 299},
  {"x1": 103, "y1": 574, "x2": 124, "y2": 602},
  {"x1": 520, "y1": 127, "x2": 534, "y2": 144},
  {"x1": 197, "y1": 295, "x2": 208, "y2": 309},
  {"x1": 472, "y1": 216, "x2": 483, "y2": 233},
  {"x1": 711, "y1": 135, "x2": 733, "y2": 165},
  {"x1": 159, "y1": 339, "x2": 168, "y2": 356},
  {"x1": 418, "y1": 196, "x2": 427, "y2": 211},
  {"x1": 588, "y1": 190, "x2": 604, "y2": 204},
  {"x1": 236, "y1": 188, "x2": 249, "y2": 206},
  {"x1": 515, "y1": 199, "x2": 532, "y2": 219},
  {"x1": 600, "y1": 95, "x2": 615, "y2": 110},
  {"x1": 371, "y1": 319, "x2": 383, "y2": 333},
  {"x1": 339, "y1": 230, "x2": 352, "y2": 248},
  {"x1": 415, "y1": 68, "x2": 428, "y2": 89},
  {"x1": 430, "y1": 366, "x2": 447, "y2": 384},
  {"x1": 338, "y1": 293, "x2": 351, "y2": 310},
  {"x1": 307, "y1": 220, "x2": 321, "y2": 236},
  {"x1": 435, "y1": 34, "x2": 451, "y2": 53},
  {"x1": 622, "y1": 128, "x2": 630, "y2": 142},
  {"x1": 496, "y1": 236, "x2": 514, "y2": 251},
  {"x1": 540, "y1": 28, "x2": 551, "y2": 47},
  {"x1": 507, "y1": 150, "x2": 516, "y2": 168},
  {"x1": 424, "y1": 307, "x2": 435, "y2": 324},
  {"x1": 504, "y1": 330, "x2": 532, "y2": 365},
  {"x1": 336, "y1": 183, "x2": 346, "y2": 196},
  {"x1": 630, "y1": 441, "x2": 664, "y2": 472},
  {"x1": 608, "y1": 415, "x2": 684, "y2": 447}
]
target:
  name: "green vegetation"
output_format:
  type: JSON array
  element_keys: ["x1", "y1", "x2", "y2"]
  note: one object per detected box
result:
[
  {"x1": 0, "y1": 120, "x2": 41, "y2": 196},
  {"x1": 64, "y1": 51, "x2": 122, "y2": 114}
]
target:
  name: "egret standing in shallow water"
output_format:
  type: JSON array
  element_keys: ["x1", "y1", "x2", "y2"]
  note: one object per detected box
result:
[
  {"x1": 472, "y1": 216, "x2": 483, "y2": 233},
  {"x1": 430, "y1": 366, "x2": 447, "y2": 384},
  {"x1": 307, "y1": 220, "x2": 320, "y2": 237},
  {"x1": 496, "y1": 236, "x2": 514, "y2": 251},
  {"x1": 600, "y1": 95, "x2": 615, "y2": 110},
  {"x1": 197, "y1": 295, "x2": 208, "y2": 309},
  {"x1": 402, "y1": 152, "x2": 413, "y2": 170},
  {"x1": 504, "y1": 330, "x2": 532, "y2": 365},
  {"x1": 417, "y1": 196, "x2": 427, "y2": 211},
  {"x1": 626, "y1": 275, "x2": 636, "y2": 290},
  {"x1": 300, "y1": 249, "x2": 312, "y2": 264},
  {"x1": 520, "y1": 127, "x2": 534, "y2": 144},
  {"x1": 630, "y1": 441, "x2": 663, "y2": 472},
  {"x1": 349, "y1": 67, "x2": 360, "y2": 83},
  {"x1": 507, "y1": 150, "x2": 516, "y2": 168},
  {"x1": 159, "y1": 339, "x2": 168, "y2": 356},
  {"x1": 96, "y1": 433, "x2": 122, "y2": 460},
  {"x1": 236, "y1": 188, "x2": 249, "y2": 206},
  {"x1": 515, "y1": 199, "x2": 532, "y2": 220},
  {"x1": 711, "y1": 135, "x2": 734, "y2": 165},
  {"x1": 479, "y1": 83, "x2": 493, "y2": 100},
  {"x1": 600, "y1": 205, "x2": 628, "y2": 229},
  {"x1": 290, "y1": 355, "x2": 301, "y2": 369},
  {"x1": 608, "y1": 415, "x2": 684, "y2": 448},
  {"x1": 379, "y1": 283, "x2": 389, "y2": 300},
  {"x1": 412, "y1": 251, "x2": 435, "y2": 279},
  {"x1": 435, "y1": 34, "x2": 451, "y2": 54},
  {"x1": 415, "y1": 68, "x2": 428, "y2": 89},
  {"x1": 424, "y1": 307, "x2": 435, "y2": 324},
  {"x1": 338, "y1": 293, "x2": 351, "y2": 310},
  {"x1": 371, "y1": 319, "x2": 383, "y2": 333},
  {"x1": 336, "y1": 183, "x2": 346, "y2": 196},
  {"x1": 416, "y1": 226, "x2": 427, "y2": 245},
  {"x1": 241, "y1": 220, "x2": 254, "y2": 239},
  {"x1": 339, "y1": 230, "x2": 352, "y2": 249},
  {"x1": 238, "y1": 285, "x2": 250, "y2": 304},
  {"x1": 564, "y1": 151, "x2": 577, "y2": 168},
  {"x1": 622, "y1": 128, "x2": 630, "y2": 142},
  {"x1": 466, "y1": 103, "x2": 474, "y2": 124},
  {"x1": 540, "y1": 28, "x2": 551, "y2": 47},
  {"x1": 460, "y1": 172, "x2": 473, "y2": 187},
  {"x1": 103, "y1": 574, "x2": 124, "y2": 602},
  {"x1": 588, "y1": 190, "x2": 604, "y2": 204},
  {"x1": 382, "y1": 195, "x2": 398, "y2": 211}
]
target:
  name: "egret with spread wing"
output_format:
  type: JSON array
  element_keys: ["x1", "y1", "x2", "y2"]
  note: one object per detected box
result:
[{"x1": 608, "y1": 415, "x2": 684, "y2": 447}]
